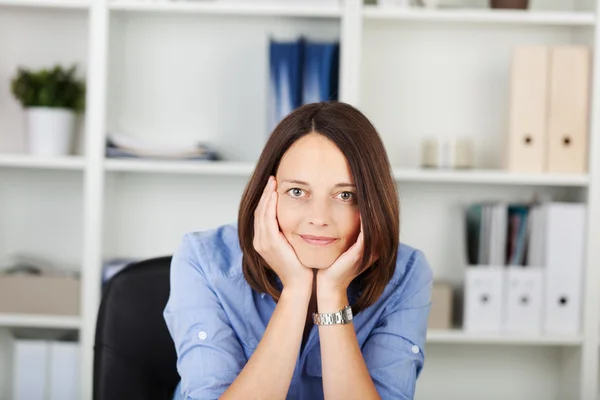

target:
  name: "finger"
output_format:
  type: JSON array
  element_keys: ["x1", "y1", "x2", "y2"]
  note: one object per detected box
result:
[
  {"x1": 261, "y1": 178, "x2": 277, "y2": 238},
  {"x1": 354, "y1": 230, "x2": 366, "y2": 265},
  {"x1": 257, "y1": 176, "x2": 274, "y2": 217},
  {"x1": 266, "y1": 190, "x2": 279, "y2": 239},
  {"x1": 348, "y1": 230, "x2": 364, "y2": 259},
  {"x1": 254, "y1": 176, "x2": 273, "y2": 243},
  {"x1": 261, "y1": 176, "x2": 277, "y2": 221}
]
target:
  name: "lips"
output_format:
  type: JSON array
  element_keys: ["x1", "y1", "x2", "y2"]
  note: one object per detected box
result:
[{"x1": 299, "y1": 234, "x2": 337, "y2": 246}]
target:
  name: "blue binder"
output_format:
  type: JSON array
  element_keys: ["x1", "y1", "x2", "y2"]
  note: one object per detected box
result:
[
  {"x1": 302, "y1": 40, "x2": 339, "y2": 104},
  {"x1": 268, "y1": 38, "x2": 303, "y2": 131},
  {"x1": 268, "y1": 37, "x2": 340, "y2": 132}
]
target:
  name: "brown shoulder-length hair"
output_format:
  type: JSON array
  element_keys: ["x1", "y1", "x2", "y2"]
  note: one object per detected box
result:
[{"x1": 238, "y1": 101, "x2": 399, "y2": 314}]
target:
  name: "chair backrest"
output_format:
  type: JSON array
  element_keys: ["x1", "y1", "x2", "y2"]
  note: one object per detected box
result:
[{"x1": 93, "y1": 256, "x2": 180, "y2": 400}]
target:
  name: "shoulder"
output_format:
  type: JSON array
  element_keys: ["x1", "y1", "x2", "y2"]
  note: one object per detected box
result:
[
  {"x1": 386, "y1": 243, "x2": 433, "y2": 303},
  {"x1": 174, "y1": 222, "x2": 243, "y2": 279}
]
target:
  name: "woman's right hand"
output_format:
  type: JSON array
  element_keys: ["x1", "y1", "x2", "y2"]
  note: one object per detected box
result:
[{"x1": 253, "y1": 175, "x2": 313, "y2": 293}]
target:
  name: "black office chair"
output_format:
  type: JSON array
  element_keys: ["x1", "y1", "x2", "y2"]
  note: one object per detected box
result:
[{"x1": 93, "y1": 256, "x2": 180, "y2": 400}]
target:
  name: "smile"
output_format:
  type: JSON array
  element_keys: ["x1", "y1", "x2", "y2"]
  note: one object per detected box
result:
[{"x1": 299, "y1": 235, "x2": 337, "y2": 246}]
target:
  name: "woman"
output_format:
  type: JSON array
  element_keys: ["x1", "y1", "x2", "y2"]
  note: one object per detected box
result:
[{"x1": 164, "y1": 101, "x2": 433, "y2": 400}]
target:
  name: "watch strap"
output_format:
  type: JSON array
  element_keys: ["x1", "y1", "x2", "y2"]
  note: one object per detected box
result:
[{"x1": 312, "y1": 305, "x2": 353, "y2": 325}]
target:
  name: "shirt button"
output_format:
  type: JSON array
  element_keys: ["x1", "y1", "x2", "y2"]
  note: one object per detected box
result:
[
  {"x1": 411, "y1": 345, "x2": 420, "y2": 354},
  {"x1": 198, "y1": 331, "x2": 208, "y2": 340}
]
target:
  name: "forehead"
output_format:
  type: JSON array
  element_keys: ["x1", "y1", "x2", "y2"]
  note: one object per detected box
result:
[{"x1": 277, "y1": 133, "x2": 354, "y2": 184}]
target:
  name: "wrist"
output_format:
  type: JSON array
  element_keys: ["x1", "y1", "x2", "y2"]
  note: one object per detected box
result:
[
  {"x1": 316, "y1": 274, "x2": 346, "y2": 297},
  {"x1": 316, "y1": 284, "x2": 349, "y2": 313},
  {"x1": 281, "y1": 282, "x2": 312, "y2": 304}
]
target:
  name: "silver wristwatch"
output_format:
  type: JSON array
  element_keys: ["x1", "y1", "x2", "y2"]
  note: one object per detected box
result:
[{"x1": 312, "y1": 305, "x2": 354, "y2": 326}]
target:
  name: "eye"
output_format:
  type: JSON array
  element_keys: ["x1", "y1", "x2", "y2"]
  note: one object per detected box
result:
[
  {"x1": 287, "y1": 188, "x2": 305, "y2": 198},
  {"x1": 338, "y1": 191, "x2": 356, "y2": 202}
]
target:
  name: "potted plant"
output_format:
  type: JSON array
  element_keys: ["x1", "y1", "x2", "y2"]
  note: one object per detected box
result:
[{"x1": 11, "y1": 64, "x2": 86, "y2": 156}]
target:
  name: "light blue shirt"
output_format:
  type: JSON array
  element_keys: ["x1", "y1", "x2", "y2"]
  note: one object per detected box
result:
[{"x1": 164, "y1": 223, "x2": 433, "y2": 400}]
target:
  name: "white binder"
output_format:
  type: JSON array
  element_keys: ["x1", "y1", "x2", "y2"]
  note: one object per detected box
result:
[
  {"x1": 49, "y1": 341, "x2": 80, "y2": 400},
  {"x1": 464, "y1": 266, "x2": 504, "y2": 333},
  {"x1": 13, "y1": 340, "x2": 48, "y2": 400},
  {"x1": 503, "y1": 267, "x2": 543, "y2": 334},
  {"x1": 543, "y1": 202, "x2": 586, "y2": 335}
]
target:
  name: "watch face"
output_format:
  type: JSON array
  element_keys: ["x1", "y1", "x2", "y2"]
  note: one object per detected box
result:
[{"x1": 343, "y1": 307, "x2": 353, "y2": 321}]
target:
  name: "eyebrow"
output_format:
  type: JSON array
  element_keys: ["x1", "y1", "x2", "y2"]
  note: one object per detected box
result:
[{"x1": 281, "y1": 180, "x2": 356, "y2": 188}]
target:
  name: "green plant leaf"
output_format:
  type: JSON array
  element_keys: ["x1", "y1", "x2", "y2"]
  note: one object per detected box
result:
[{"x1": 9, "y1": 64, "x2": 86, "y2": 112}]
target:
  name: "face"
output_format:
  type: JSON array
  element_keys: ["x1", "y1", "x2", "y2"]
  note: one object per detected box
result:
[{"x1": 275, "y1": 133, "x2": 361, "y2": 269}]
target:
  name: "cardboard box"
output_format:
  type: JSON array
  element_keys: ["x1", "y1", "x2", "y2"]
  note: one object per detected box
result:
[
  {"x1": 428, "y1": 282, "x2": 453, "y2": 330},
  {"x1": 0, "y1": 276, "x2": 79, "y2": 316}
]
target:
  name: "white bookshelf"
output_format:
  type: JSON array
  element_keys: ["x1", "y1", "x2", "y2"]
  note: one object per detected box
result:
[
  {"x1": 104, "y1": 159, "x2": 256, "y2": 175},
  {"x1": 1, "y1": 0, "x2": 599, "y2": 399},
  {"x1": 105, "y1": 159, "x2": 590, "y2": 186},
  {"x1": 0, "y1": 0, "x2": 89, "y2": 9},
  {"x1": 0, "y1": 314, "x2": 81, "y2": 330},
  {"x1": 426, "y1": 329, "x2": 584, "y2": 346},
  {"x1": 108, "y1": 0, "x2": 342, "y2": 17},
  {"x1": 0, "y1": 154, "x2": 85, "y2": 170},
  {"x1": 390, "y1": 168, "x2": 590, "y2": 186},
  {"x1": 363, "y1": 6, "x2": 596, "y2": 25}
]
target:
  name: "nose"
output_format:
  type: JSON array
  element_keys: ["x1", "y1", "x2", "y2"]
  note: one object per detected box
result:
[{"x1": 308, "y1": 197, "x2": 330, "y2": 227}]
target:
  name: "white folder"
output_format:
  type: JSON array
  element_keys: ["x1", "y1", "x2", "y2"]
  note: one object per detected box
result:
[
  {"x1": 503, "y1": 267, "x2": 543, "y2": 334},
  {"x1": 543, "y1": 203, "x2": 586, "y2": 335},
  {"x1": 464, "y1": 266, "x2": 504, "y2": 333},
  {"x1": 12, "y1": 340, "x2": 49, "y2": 400},
  {"x1": 49, "y1": 341, "x2": 80, "y2": 400}
]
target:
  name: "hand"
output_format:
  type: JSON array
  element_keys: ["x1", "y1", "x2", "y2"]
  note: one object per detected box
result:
[
  {"x1": 317, "y1": 220, "x2": 379, "y2": 294},
  {"x1": 253, "y1": 175, "x2": 313, "y2": 294}
]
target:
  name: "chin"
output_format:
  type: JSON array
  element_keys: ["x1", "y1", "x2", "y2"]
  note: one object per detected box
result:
[{"x1": 297, "y1": 252, "x2": 339, "y2": 270}]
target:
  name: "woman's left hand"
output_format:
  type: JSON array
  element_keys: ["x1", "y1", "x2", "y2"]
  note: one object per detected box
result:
[{"x1": 317, "y1": 220, "x2": 378, "y2": 295}]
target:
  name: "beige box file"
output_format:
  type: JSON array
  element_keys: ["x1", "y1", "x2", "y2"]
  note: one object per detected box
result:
[
  {"x1": 0, "y1": 275, "x2": 80, "y2": 316},
  {"x1": 506, "y1": 46, "x2": 550, "y2": 173},
  {"x1": 428, "y1": 282, "x2": 453, "y2": 329},
  {"x1": 546, "y1": 46, "x2": 591, "y2": 174}
]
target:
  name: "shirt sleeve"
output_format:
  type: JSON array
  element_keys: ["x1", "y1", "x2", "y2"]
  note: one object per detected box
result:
[
  {"x1": 163, "y1": 233, "x2": 246, "y2": 400},
  {"x1": 361, "y1": 249, "x2": 433, "y2": 400}
]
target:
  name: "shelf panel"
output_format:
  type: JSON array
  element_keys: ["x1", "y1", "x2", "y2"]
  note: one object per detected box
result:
[
  {"x1": 104, "y1": 159, "x2": 255, "y2": 176},
  {"x1": 105, "y1": 159, "x2": 588, "y2": 187},
  {"x1": 427, "y1": 329, "x2": 583, "y2": 346},
  {"x1": 0, "y1": 313, "x2": 81, "y2": 329},
  {"x1": 0, "y1": 0, "x2": 89, "y2": 9},
  {"x1": 108, "y1": 1, "x2": 342, "y2": 18},
  {"x1": 392, "y1": 167, "x2": 589, "y2": 187},
  {"x1": 0, "y1": 154, "x2": 85, "y2": 170},
  {"x1": 363, "y1": 6, "x2": 595, "y2": 26}
]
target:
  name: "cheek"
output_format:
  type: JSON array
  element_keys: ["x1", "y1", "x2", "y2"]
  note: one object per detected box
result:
[
  {"x1": 276, "y1": 197, "x2": 302, "y2": 233},
  {"x1": 332, "y1": 206, "x2": 361, "y2": 246}
]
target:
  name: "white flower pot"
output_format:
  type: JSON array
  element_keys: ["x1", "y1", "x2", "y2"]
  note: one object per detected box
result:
[{"x1": 25, "y1": 107, "x2": 76, "y2": 156}]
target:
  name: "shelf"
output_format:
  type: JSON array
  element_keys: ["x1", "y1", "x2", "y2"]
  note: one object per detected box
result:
[
  {"x1": 0, "y1": 154, "x2": 85, "y2": 170},
  {"x1": 427, "y1": 329, "x2": 583, "y2": 346},
  {"x1": 0, "y1": 313, "x2": 81, "y2": 330},
  {"x1": 104, "y1": 159, "x2": 255, "y2": 175},
  {"x1": 363, "y1": 6, "x2": 595, "y2": 26},
  {"x1": 104, "y1": 159, "x2": 588, "y2": 187},
  {"x1": 108, "y1": 0, "x2": 342, "y2": 18},
  {"x1": 0, "y1": 0, "x2": 89, "y2": 9},
  {"x1": 392, "y1": 168, "x2": 589, "y2": 187}
]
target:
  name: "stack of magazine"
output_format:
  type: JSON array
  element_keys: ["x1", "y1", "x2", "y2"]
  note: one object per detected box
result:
[{"x1": 106, "y1": 132, "x2": 221, "y2": 161}]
